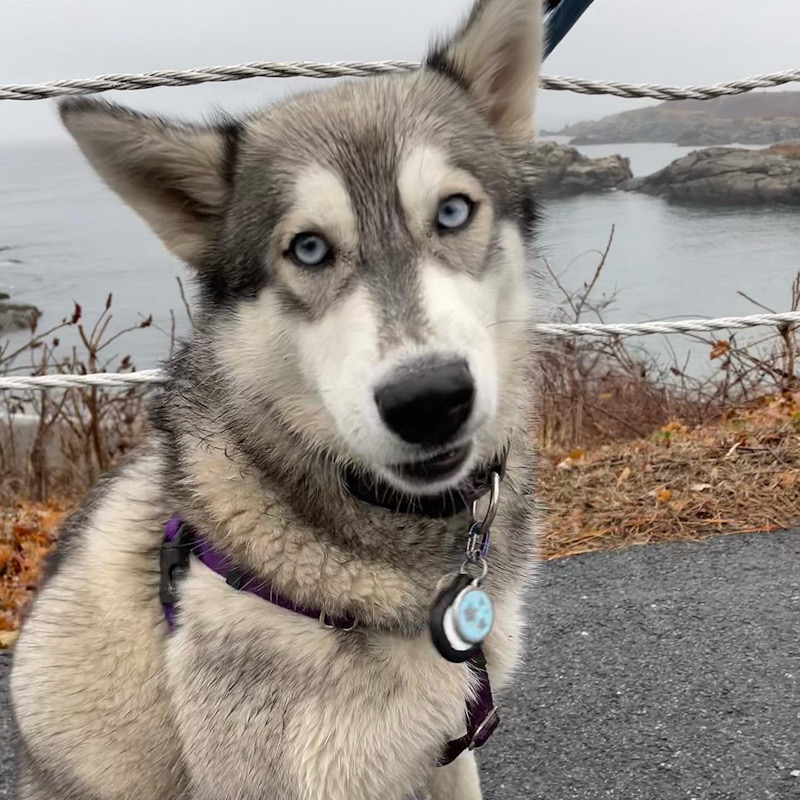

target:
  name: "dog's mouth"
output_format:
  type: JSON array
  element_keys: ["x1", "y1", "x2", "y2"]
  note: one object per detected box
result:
[{"x1": 390, "y1": 443, "x2": 472, "y2": 484}]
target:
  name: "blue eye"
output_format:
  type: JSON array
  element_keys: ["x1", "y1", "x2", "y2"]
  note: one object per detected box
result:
[
  {"x1": 289, "y1": 232, "x2": 332, "y2": 267},
  {"x1": 436, "y1": 195, "x2": 474, "y2": 231}
]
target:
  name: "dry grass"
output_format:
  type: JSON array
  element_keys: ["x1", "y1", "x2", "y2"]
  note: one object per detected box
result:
[
  {"x1": 538, "y1": 393, "x2": 800, "y2": 560},
  {"x1": 0, "y1": 499, "x2": 70, "y2": 647},
  {"x1": 539, "y1": 232, "x2": 800, "y2": 452}
]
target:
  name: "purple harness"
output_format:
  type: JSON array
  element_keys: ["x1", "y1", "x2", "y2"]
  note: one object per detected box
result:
[{"x1": 160, "y1": 516, "x2": 499, "y2": 766}]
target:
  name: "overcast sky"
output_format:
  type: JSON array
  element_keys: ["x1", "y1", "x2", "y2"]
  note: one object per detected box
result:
[{"x1": 1, "y1": 0, "x2": 798, "y2": 144}]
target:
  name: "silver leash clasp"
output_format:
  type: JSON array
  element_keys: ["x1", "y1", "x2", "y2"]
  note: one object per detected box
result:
[
  {"x1": 470, "y1": 471, "x2": 500, "y2": 534},
  {"x1": 461, "y1": 470, "x2": 501, "y2": 582}
]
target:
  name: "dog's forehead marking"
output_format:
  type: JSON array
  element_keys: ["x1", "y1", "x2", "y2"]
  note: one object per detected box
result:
[
  {"x1": 283, "y1": 164, "x2": 357, "y2": 247},
  {"x1": 306, "y1": 133, "x2": 430, "y2": 349},
  {"x1": 397, "y1": 144, "x2": 486, "y2": 229}
]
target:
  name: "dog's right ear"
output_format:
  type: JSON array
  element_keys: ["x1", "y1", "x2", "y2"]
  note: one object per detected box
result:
[
  {"x1": 427, "y1": 0, "x2": 544, "y2": 144},
  {"x1": 60, "y1": 99, "x2": 235, "y2": 267}
]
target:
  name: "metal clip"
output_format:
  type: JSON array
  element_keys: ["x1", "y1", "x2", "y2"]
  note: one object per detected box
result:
[
  {"x1": 468, "y1": 706, "x2": 500, "y2": 750},
  {"x1": 319, "y1": 610, "x2": 359, "y2": 632},
  {"x1": 470, "y1": 471, "x2": 500, "y2": 534},
  {"x1": 465, "y1": 522, "x2": 487, "y2": 562},
  {"x1": 459, "y1": 556, "x2": 489, "y2": 582},
  {"x1": 464, "y1": 470, "x2": 500, "y2": 570},
  {"x1": 455, "y1": 471, "x2": 500, "y2": 598}
]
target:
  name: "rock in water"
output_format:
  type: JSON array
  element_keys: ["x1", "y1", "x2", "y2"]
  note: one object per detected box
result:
[
  {"x1": 627, "y1": 147, "x2": 800, "y2": 206},
  {"x1": 0, "y1": 300, "x2": 41, "y2": 333},
  {"x1": 528, "y1": 141, "x2": 632, "y2": 197}
]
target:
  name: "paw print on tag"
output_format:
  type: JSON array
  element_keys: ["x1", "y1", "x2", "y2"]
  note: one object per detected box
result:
[{"x1": 454, "y1": 588, "x2": 494, "y2": 644}]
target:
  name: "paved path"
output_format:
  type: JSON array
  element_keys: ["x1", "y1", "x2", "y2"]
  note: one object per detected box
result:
[{"x1": 2, "y1": 530, "x2": 798, "y2": 799}]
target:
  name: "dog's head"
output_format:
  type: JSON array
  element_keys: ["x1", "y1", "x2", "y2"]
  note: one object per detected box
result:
[{"x1": 61, "y1": 0, "x2": 543, "y2": 496}]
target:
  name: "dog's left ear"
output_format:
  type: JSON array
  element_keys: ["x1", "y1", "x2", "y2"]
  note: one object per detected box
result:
[
  {"x1": 427, "y1": 0, "x2": 544, "y2": 144},
  {"x1": 59, "y1": 98, "x2": 233, "y2": 267}
]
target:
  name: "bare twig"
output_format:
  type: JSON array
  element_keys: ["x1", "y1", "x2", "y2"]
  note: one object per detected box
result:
[
  {"x1": 176, "y1": 277, "x2": 194, "y2": 326},
  {"x1": 737, "y1": 290, "x2": 776, "y2": 315}
]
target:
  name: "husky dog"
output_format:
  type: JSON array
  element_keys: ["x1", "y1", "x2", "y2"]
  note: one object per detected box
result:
[{"x1": 11, "y1": 1, "x2": 543, "y2": 797}]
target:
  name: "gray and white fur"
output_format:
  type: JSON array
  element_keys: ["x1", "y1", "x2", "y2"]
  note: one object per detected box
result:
[{"x1": 11, "y1": 1, "x2": 544, "y2": 798}]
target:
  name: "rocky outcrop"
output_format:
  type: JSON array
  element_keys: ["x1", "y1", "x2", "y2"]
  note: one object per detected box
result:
[
  {"x1": 558, "y1": 115, "x2": 800, "y2": 147},
  {"x1": 0, "y1": 293, "x2": 41, "y2": 333},
  {"x1": 674, "y1": 118, "x2": 800, "y2": 147},
  {"x1": 545, "y1": 91, "x2": 800, "y2": 146},
  {"x1": 528, "y1": 141, "x2": 632, "y2": 197},
  {"x1": 625, "y1": 147, "x2": 800, "y2": 205}
]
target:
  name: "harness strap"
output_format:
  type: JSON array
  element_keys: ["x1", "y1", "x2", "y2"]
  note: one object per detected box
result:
[
  {"x1": 159, "y1": 517, "x2": 499, "y2": 765},
  {"x1": 161, "y1": 516, "x2": 356, "y2": 630},
  {"x1": 438, "y1": 651, "x2": 500, "y2": 766}
]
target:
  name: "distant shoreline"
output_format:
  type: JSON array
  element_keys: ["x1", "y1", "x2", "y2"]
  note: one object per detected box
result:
[{"x1": 542, "y1": 90, "x2": 800, "y2": 148}]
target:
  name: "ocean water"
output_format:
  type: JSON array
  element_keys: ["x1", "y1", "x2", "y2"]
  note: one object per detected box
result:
[{"x1": 1, "y1": 138, "x2": 799, "y2": 373}]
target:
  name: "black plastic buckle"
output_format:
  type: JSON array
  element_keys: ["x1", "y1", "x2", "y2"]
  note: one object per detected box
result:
[
  {"x1": 226, "y1": 567, "x2": 246, "y2": 591},
  {"x1": 159, "y1": 523, "x2": 195, "y2": 606}
]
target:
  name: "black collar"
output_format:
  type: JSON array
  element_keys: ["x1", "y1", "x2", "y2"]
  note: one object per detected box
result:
[{"x1": 342, "y1": 449, "x2": 507, "y2": 519}]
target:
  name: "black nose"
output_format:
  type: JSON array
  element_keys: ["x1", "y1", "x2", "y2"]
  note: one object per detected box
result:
[{"x1": 375, "y1": 360, "x2": 475, "y2": 447}]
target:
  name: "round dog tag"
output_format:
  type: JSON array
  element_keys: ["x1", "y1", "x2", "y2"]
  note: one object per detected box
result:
[
  {"x1": 429, "y1": 574, "x2": 493, "y2": 663},
  {"x1": 453, "y1": 587, "x2": 494, "y2": 644}
]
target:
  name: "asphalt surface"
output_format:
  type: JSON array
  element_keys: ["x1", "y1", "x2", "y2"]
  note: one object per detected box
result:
[{"x1": 1, "y1": 530, "x2": 798, "y2": 800}]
